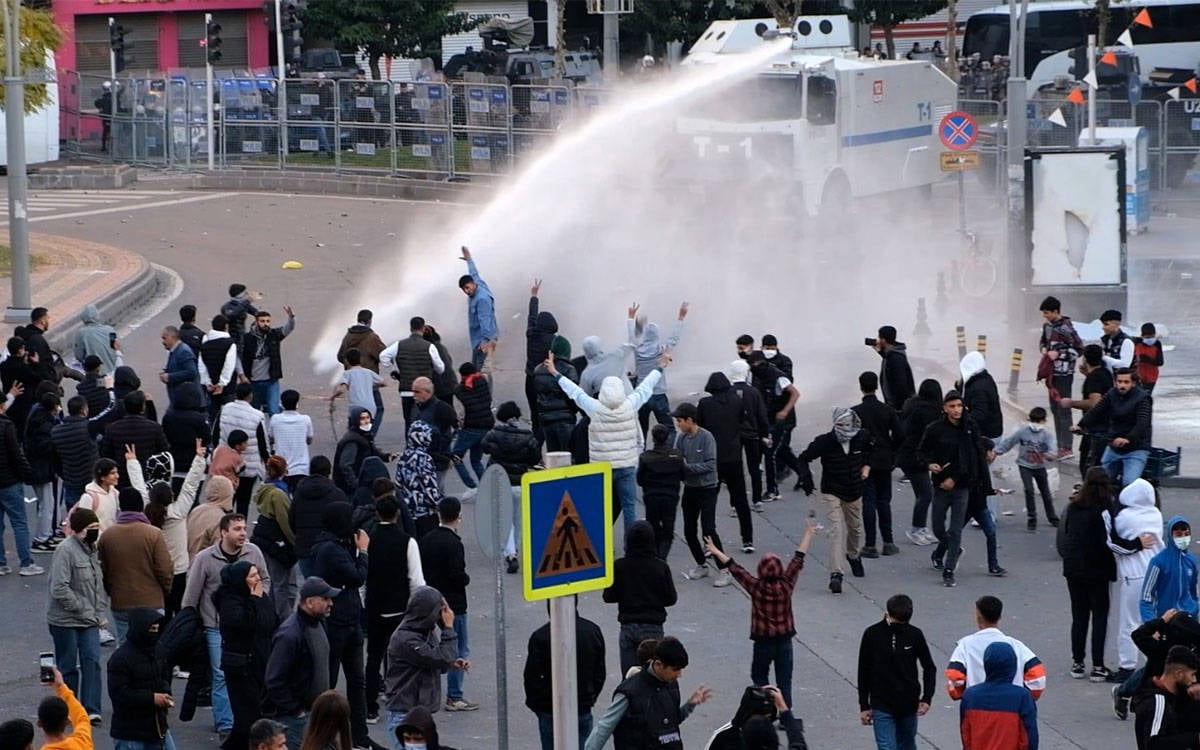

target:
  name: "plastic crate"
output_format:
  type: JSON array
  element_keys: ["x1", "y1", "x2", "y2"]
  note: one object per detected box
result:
[{"x1": 1143, "y1": 446, "x2": 1181, "y2": 480}]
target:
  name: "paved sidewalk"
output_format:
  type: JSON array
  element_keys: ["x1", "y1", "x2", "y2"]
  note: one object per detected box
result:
[{"x1": 0, "y1": 231, "x2": 155, "y2": 350}]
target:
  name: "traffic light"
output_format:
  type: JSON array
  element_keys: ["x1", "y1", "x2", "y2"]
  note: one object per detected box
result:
[
  {"x1": 206, "y1": 16, "x2": 223, "y2": 65},
  {"x1": 108, "y1": 18, "x2": 126, "y2": 73},
  {"x1": 1067, "y1": 46, "x2": 1087, "y2": 79},
  {"x1": 282, "y1": 2, "x2": 304, "y2": 65}
]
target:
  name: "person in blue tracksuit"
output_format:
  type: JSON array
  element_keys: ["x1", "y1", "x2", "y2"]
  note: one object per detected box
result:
[{"x1": 1140, "y1": 515, "x2": 1200, "y2": 622}]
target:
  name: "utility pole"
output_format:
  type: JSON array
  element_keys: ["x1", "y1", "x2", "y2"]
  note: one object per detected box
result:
[
  {"x1": 1005, "y1": 0, "x2": 1030, "y2": 329},
  {"x1": 603, "y1": 0, "x2": 619, "y2": 83},
  {"x1": 274, "y1": 0, "x2": 286, "y2": 159},
  {"x1": 3, "y1": 0, "x2": 30, "y2": 321}
]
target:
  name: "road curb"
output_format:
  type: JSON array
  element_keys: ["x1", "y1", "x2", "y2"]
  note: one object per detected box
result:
[
  {"x1": 43, "y1": 259, "x2": 163, "y2": 357},
  {"x1": 142, "y1": 168, "x2": 483, "y2": 203}
]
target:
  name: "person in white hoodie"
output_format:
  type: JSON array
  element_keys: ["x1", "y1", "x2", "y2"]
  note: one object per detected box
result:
[
  {"x1": 1105, "y1": 475, "x2": 1164, "y2": 694},
  {"x1": 993, "y1": 407, "x2": 1059, "y2": 532},
  {"x1": 548, "y1": 351, "x2": 671, "y2": 536}
]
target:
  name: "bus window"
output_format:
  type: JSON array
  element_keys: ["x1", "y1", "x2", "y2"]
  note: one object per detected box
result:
[{"x1": 806, "y1": 75, "x2": 836, "y2": 125}]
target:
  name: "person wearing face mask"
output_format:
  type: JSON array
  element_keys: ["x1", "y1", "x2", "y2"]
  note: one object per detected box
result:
[
  {"x1": 106, "y1": 608, "x2": 175, "y2": 749},
  {"x1": 394, "y1": 706, "x2": 458, "y2": 750},
  {"x1": 759, "y1": 335, "x2": 792, "y2": 378},
  {"x1": 1134, "y1": 322, "x2": 1164, "y2": 395},
  {"x1": 240, "y1": 307, "x2": 296, "y2": 417},
  {"x1": 333, "y1": 407, "x2": 389, "y2": 495},
  {"x1": 1132, "y1": 646, "x2": 1200, "y2": 750},
  {"x1": 794, "y1": 407, "x2": 873, "y2": 594},
  {"x1": 1140, "y1": 517, "x2": 1200, "y2": 626},
  {"x1": 47, "y1": 508, "x2": 107, "y2": 725}
]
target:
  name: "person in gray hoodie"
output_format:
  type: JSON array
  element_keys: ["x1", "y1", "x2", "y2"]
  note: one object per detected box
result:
[
  {"x1": 633, "y1": 302, "x2": 688, "y2": 440},
  {"x1": 578, "y1": 304, "x2": 640, "y2": 398},
  {"x1": 384, "y1": 586, "x2": 462, "y2": 729},
  {"x1": 47, "y1": 507, "x2": 106, "y2": 720},
  {"x1": 993, "y1": 407, "x2": 1059, "y2": 531},
  {"x1": 671, "y1": 402, "x2": 724, "y2": 585},
  {"x1": 72, "y1": 304, "x2": 120, "y2": 376}
]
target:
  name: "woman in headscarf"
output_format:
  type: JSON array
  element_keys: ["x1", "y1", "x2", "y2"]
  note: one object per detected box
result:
[
  {"x1": 795, "y1": 407, "x2": 874, "y2": 594},
  {"x1": 213, "y1": 560, "x2": 278, "y2": 750},
  {"x1": 396, "y1": 422, "x2": 443, "y2": 539}
]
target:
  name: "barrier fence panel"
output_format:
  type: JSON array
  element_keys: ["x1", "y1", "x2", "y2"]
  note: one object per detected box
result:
[
  {"x1": 510, "y1": 84, "x2": 573, "y2": 168},
  {"x1": 283, "y1": 78, "x2": 339, "y2": 168},
  {"x1": 220, "y1": 78, "x2": 281, "y2": 168},
  {"x1": 1164, "y1": 99, "x2": 1200, "y2": 190},
  {"x1": 58, "y1": 70, "x2": 86, "y2": 157},
  {"x1": 336, "y1": 78, "x2": 395, "y2": 173},
  {"x1": 397, "y1": 81, "x2": 453, "y2": 179},
  {"x1": 451, "y1": 81, "x2": 512, "y2": 177}
]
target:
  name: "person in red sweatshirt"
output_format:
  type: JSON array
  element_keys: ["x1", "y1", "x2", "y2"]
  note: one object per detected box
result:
[
  {"x1": 960, "y1": 641, "x2": 1039, "y2": 750},
  {"x1": 1134, "y1": 323, "x2": 1164, "y2": 395}
]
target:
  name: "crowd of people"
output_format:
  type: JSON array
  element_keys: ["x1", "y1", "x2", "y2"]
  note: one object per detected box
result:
[{"x1": 0, "y1": 242, "x2": 1183, "y2": 750}]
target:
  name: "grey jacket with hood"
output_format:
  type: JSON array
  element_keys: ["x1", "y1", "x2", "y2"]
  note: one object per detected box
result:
[
  {"x1": 48, "y1": 534, "x2": 108, "y2": 628},
  {"x1": 579, "y1": 318, "x2": 637, "y2": 397},
  {"x1": 384, "y1": 585, "x2": 458, "y2": 713},
  {"x1": 634, "y1": 320, "x2": 683, "y2": 396},
  {"x1": 73, "y1": 304, "x2": 119, "y2": 375}
]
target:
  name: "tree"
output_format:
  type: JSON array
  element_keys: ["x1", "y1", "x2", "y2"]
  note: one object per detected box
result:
[
  {"x1": 0, "y1": 3, "x2": 61, "y2": 114},
  {"x1": 303, "y1": 0, "x2": 477, "y2": 80},
  {"x1": 620, "y1": 0, "x2": 758, "y2": 59},
  {"x1": 847, "y1": 0, "x2": 947, "y2": 59}
]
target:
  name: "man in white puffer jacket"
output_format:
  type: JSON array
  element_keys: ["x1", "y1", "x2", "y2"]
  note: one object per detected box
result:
[{"x1": 546, "y1": 351, "x2": 672, "y2": 536}]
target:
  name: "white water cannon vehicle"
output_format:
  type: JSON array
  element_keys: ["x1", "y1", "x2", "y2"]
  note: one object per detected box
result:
[{"x1": 676, "y1": 16, "x2": 957, "y2": 216}]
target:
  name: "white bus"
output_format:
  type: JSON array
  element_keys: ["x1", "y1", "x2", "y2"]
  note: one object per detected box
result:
[
  {"x1": 0, "y1": 53, "x2": 60, "y2": 167},
  {"x1": 963, "y1": 0, "x2": 1200, "y2": 95}
]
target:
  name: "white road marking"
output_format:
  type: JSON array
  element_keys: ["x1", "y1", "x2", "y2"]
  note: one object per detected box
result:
[{"x1": 0, "y1": 192, "x2": 236, "y2": 226}]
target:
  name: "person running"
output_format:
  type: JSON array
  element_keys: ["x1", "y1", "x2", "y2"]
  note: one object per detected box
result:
[
  {"x1": 796, "y1": 408, "x2": 873, "y2": 594},
  {"x1": 698, "y1": 371, "x2": 754, "y2": 554}
]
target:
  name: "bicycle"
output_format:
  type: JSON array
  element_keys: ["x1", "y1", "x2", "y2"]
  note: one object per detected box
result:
[{"x1": 958, "y1": 230, "x2": 998, "y2": 298}]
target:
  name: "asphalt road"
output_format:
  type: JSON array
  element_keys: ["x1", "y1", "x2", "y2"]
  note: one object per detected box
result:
[{"x1": 0, "y1": 189, "x2": 1193, "y2": 749}]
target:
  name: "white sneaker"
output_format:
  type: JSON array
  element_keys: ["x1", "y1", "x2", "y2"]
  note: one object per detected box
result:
[
  {"x1": 173, "y1": 666, "x2": 190, "y2": 680},
  {"x1": 460, "y1": 487, "x2": 478, "y2": 502},
  {"x1": 920, "y1": 528, "x2": 938, "y2": 545},
  {"x1": 728, "y1": 507, "x2": 738, "y2": 518},
  {"x1": 752, "y1": 502, "x2": 765, "y2": 513},
  {"x1": 682, "y1": 563, "x2": 709, "y2": 580},
  {"x1": 99, "y1": 628, "x2": 116, "y2": 646},
  {"x1": 0, "y1": 565, "x2": 10, "y2": 576},
  {"x1": 713, "y1": 570, "x2": 733, "y2": 588},
  {"x1": 19, "y1": 564, "x2": 44, "y2": 576}
]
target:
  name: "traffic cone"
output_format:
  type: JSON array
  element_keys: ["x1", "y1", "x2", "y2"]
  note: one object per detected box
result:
[{"x1": 913, "y1": 297, "x2": 931, "y2": 336}]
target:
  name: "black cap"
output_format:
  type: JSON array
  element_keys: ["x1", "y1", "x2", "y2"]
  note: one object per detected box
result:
[
  {"x1": 299, "y1": 576, "x2": 341, "y2": 599},
  {"x1": 228, "y1": 283, "x2": 246, "y2": 298},
  {"x1": 745, "y1": 351, "x2": 767, "y2": 365},
  {"x1": 671, "y1": 402, "x2": 698, "y2": 420}
]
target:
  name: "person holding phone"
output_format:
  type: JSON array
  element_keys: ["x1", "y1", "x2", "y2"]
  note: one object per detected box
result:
[
  {"x1": 29, "y1": 665, "x2": 95, "y2": 750},
  {"x1": 47, "y1": 508, "x2": 106, "y2": 725}
]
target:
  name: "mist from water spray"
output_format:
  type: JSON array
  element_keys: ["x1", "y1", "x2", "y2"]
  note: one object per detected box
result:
[{"x1": 314, "y1": 40, "x2": 996, "y2": 408}]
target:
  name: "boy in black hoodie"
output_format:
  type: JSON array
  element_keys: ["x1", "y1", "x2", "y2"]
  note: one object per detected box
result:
[
  {"x1": 856, "y1": 594, "x2": 936, "y2": 749},
  {"x1": 602, "y1": 520, "x2": 678, "y2": 675},
  {"x1": 636, "y1": 424, "x2": 685, "y2": 560},
  {"x1": 698, "y1": 371, "x2": 754, "y2": 554},
  {"x1": 108, "y1": 608, "x2": 174, "y2": 747}
]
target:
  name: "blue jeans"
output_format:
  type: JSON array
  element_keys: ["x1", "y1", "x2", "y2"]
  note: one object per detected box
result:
[
  {"x1": 452, "y1": 429, "x2": 488, "y2": 489},
  {"x1": 49, "y1": 625, "x2": 102, "y2": 714},
  {"x1": 114, "y1": 735, "x2": 175, "y2": 750},
  {"x1": 931, "y1": 486, "x2": 968, "y2": 573},
  {"x1": 535, "y1": 711, "x2": 593, "y2": 750},
  {"x1": 387, "y1": 710, "x2": 409, "y2": 750},
  {"x1": 251, "y1": 379, "x2": 282, "y2": 416},
  {"x1": 205, "y1": 626, "x2": 234, "y2": 731},
  {"x1": 612, "y1": 466, "x2": 638, "y2": 537},
  {"x1": 113, "y1": 609, "x2": 131, "y2": 644},
  {"x1": 751, "y1": 635, "x2": 794, "y2": 709},
  {"x1": 871, "y1": 708, "x2": 918, "y2": 750},
  {"x1": 447, "y1": 614, "x2": 469, "y2": 700},
  {"x1": 0, "y1": 482, "x2": 33, "y2": 567},
  {"x1": 278, "y1": 713, "x2": 307, "y2": 750},
  {"x1": 1102, "y1": 447, "x2": 1150, "y2": 487},
  {"x1": 969, "y1": 506, "x2": 1000, "y2": 570},
  {"x1": 637, "y1": 393, "x2": 673, "y2": 441}
]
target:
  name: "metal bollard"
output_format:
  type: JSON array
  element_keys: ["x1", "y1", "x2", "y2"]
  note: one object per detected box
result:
[
  {"x1": 956, "y1": 326, "x2": 967, "y2": 359},
  {"x1": 913, "y1": 297, "x2": 931, "y2": 336},
  {"x1": 977, "y1": 334, "x2": 987, "y2": 356},
  {"x1": 1008, "y1": 347, "x2": 1023, "y2": 394}
]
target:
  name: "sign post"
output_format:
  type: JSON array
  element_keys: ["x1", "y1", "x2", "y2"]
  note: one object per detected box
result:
[
  {"x1": 473, "y1": 464, "x2": 513, "y2": 750},
  {"x1": 522, "y1": 458, "x2": 614, "y2": 750},
  {"x1": 939, "y1": 110, "x2": 979, "y2": 237}
]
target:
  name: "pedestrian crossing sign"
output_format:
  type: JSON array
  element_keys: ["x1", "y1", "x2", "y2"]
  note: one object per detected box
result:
[{"x1": 521, "y1": 462, "x2": 613, "y2": 601}]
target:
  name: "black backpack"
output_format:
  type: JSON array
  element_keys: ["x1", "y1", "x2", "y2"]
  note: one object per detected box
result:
[{"x1": 252, "y1": 515, "x2": 297, "y2": 567}]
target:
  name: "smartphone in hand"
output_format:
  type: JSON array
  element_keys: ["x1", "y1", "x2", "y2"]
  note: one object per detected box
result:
[{"x1": 39, "y1": 652, "x2": 54, "y2": 684}]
